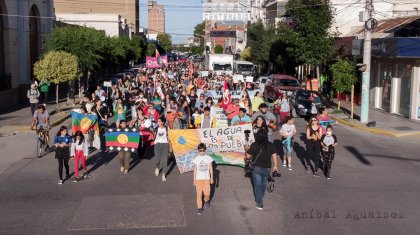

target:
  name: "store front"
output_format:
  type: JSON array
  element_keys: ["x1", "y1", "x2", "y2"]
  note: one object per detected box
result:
[{"x1": 353, "y1": 37, "x2": 420, "y2": 120}]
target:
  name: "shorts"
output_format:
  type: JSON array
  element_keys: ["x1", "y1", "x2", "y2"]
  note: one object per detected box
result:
[
  {"x1": 282, "y1": 137, "x2": 293, "y2": 154},
  {"x1": 37, "y1": 123, "x2": 47, "y2": 130}
]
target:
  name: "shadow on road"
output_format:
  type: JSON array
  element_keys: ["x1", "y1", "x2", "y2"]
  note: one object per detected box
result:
[
  {"x1": 86, "y1": 150, "x2": 118, "y2": 174},
  {"x1": 344, "y1": 146, "x2": 372, "y2": 165}
]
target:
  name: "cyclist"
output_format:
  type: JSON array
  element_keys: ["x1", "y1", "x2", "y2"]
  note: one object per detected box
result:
[{"x1": 31, "y1": 105, "x2": 51, "y2": 150}]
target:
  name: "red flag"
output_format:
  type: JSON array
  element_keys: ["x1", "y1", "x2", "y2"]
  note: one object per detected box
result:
[{"x1": 221, "y1": 79, "x2": 231, "y2": 110}]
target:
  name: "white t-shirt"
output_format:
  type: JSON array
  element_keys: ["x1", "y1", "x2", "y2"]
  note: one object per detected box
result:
[
  {"x1": 193, "y1": 155, "x2": 214, "y2": 180},
  {"x1": 155, "y1": 127, "x2": 168, "y2": 144},
  {"x1": 280, "y1": 124, "x2": 296, "y2": 137}
]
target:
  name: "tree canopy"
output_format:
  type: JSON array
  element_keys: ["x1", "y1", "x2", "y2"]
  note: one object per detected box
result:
[
  {"x1": 192, "y1": 21, "x2": 205, "y2": 55},
  {"x1": 277, "y1": 0, "x2": 337, "y2": 66},
  {"x1": 246, "y1": 20, "x2": 276, "y2": 72},
  {"x1": 331, "y1": 59, "x2": 356, "y2": 94},
  {"x1": 33, "y1": 51, "x2": 81, "y2": 84},
  {"x1": 214, "y1": 45, "x2": 224, "y2": 54},
  {"x1": 157, "y1": 33, "x2": 172, "y2": 53}
]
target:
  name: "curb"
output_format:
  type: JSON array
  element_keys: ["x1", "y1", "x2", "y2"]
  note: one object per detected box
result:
[
  {"x1": 329, "y1": 115, "x2": 420, "y2": 138},
  {"x1": 0, "y1": 112, "x2": 71, "y2": 138}
]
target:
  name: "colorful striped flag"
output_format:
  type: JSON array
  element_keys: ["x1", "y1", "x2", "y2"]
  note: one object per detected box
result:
[
  {"x1": 105, "y1": 128, "x2": 140, "y2": 152},
  {"x1": 70, "y1": 111, "x2": 101, "y2": 149}
]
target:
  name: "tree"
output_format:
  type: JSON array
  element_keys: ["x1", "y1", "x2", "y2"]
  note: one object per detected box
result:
[
  {"x1": 277, "y1": 0, "x2": 337, "y2": 72},
  {"x1": 146, "y1": 43, "x2": 157, "y2": 56},
  {"x1": 33, "y1": 51, "x2": 82, "y2": 110},
  {"x1": 247, "y1": 20, "x2": 276, "y2": 73},
  {"x1": 330, "y1": 59, "x2": 356, "y2": 110},
  {"x1": 240, "y1": 47, "x2": 252, "y2": 61},
  {"x1": 157, "y1": 33, "x2": 172, "y2": 53},
  {"x1": 192, "y1": 21, "x2": 205, "y2": 55},
  {"x1": 214, "y1": 45, "x2": 224, "y2": 54}
]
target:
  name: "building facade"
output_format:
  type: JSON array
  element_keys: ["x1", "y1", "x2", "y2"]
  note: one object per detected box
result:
[
  {"x1": 0, "y1": 0, "x2": 53, "y2": 112},
  {"x1": 56, "y1": 13, "x2": 130, "y2": 37},
  {"x1": 352, "y1": 17, "x2": 420, "y2": 120},
  {"x1": 54, "y1": 0, "x2": 139, "y2": 34},
  {"x1": 147, "y1": 1, "x2": 165, "y2": 35}
]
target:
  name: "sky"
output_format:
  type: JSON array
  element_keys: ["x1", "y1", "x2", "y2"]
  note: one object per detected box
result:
[{"x1": 139, "y1": 0, "x2": 203, "y2": 44}]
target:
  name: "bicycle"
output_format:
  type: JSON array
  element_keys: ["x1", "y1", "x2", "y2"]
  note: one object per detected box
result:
[{"x1": 36, "y1": 127, "x2": 47, "y2": 158}]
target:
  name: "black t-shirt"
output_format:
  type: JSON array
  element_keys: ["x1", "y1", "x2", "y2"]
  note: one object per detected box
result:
[
  {"x1": 246, "y1": 142, "x2": 276, "y2": 168},
  {"x1": 188, "y1": 94, "x2": 198, "y2": 108}
]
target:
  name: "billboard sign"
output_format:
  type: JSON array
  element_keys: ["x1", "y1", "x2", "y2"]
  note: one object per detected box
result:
[
  {"x1": 210, "y1": 30, "x2": 236, "y2": 37},
  {"x1": 202, "y1": 2, "x2": 250, "y2": 21}
]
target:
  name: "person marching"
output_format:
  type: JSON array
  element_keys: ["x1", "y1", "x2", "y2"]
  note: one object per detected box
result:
[
  {"x1": 320, "y1": 125, "x2": 338, "y2": 179},
  {"x1": 116, "y1": 120, "x2": 132, "y2": 174},
  {"x1": 114, "y1": 97, "x2": 127, "y2": 128},
  {"x1": 306, "y1": 116, "x2": 322, "y2": 177},
  {"x1": 193, "y1": 143, "x2": 214, "y2": 215},
  {"x1": 154, "y1": 117, "x2": 170, "y2": 182},
  {"x1": 70, "y1": 131, "x2": 89, "y2": 182},
  {"x1": 279, "y1": 116, "x2": 296, "y2": 170},
  {"x1": 53, "y1": 126, "x2": 72, "y2": 184},
  {"x1": 245, "y1": 127, "x2": 278, "y2": 210}
]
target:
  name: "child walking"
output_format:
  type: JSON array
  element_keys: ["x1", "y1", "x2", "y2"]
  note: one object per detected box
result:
[
  {"x1": 193, "y1": 143, "x2": 214, "y2": 215},
  {"x1": 279, "y1": 116, "x2": 296, "y2": 170},
  {"x1": 320, "y1": 125, "x2": 338, "y2": 179},
  {"x1": 71, "y1": 131, "x2": 89, "y2": 182}
]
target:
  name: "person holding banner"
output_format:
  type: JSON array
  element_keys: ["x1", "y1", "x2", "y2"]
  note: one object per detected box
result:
[
  {"x1": 117, "y1": 120, "x2": 131, "y2": 174},
  {"x1": 246, "y1": 127, "x2": 278, "y2": 210},
  {"x1": 193, "y1": 143, "x2": 214, "y2": 215},
  {"x1": 231, "y1": 108, "x2": 252, "y2": 126}
]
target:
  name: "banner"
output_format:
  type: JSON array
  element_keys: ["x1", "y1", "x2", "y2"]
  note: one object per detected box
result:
[
  {"x1": 105, "y1": 128, "x2": 140, "y2": 152},
  {"x1": 71, "y1": 110, "x2": 100, "y2": 149},
  {"x1": 168, "y1": 124, "x2": 254, "y2": 173},
  {"x1": 146, "y1": 55, "x2": 168, "y2": 68}
]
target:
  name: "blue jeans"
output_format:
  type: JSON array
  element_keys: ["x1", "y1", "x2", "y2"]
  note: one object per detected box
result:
[{"x1": 252, "y1": 166, "x2": 270, "y2": 207}]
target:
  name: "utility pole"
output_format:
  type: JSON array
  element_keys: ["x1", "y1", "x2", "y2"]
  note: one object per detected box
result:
[{"x1": 361, "y1": 0, "x2": 374, "y2": 123}]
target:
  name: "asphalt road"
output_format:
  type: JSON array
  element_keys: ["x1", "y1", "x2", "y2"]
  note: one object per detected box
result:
[{"x1": 0, "y1": 117, "x2": 419, "y2": 235}]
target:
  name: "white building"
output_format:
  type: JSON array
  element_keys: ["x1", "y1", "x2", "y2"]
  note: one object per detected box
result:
[
  {"x1": 250, "y1": 0, "x2": 266, "y2": 23},
  {"x1": 333, "y1": 0, "x2": 420, "y2": 37},
  {"x1": 0, "y1": 0, "x2": 54, "y2": 111},
  {"x1": 55, "y1": 13, "x2": 130, "y2": 37}
]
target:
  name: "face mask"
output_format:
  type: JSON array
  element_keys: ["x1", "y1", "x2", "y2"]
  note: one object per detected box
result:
[{"x1": 326, "y1": 131, "x2": 332, "y2": 135}]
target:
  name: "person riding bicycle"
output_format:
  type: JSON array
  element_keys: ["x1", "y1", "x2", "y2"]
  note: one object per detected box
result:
[{"x1": 31, "y1": 105, "x2": 51, "y2": 150}]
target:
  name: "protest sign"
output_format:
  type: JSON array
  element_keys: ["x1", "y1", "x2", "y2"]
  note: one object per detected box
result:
[
  {"x1": 168, "y1": 124, "x2": 254, "y2": 173},
  {"x1": 211, "y1": 107, "x2": 228, "y2": 127}
]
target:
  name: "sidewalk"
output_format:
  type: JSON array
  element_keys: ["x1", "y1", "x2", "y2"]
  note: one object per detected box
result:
[
  {"x1": 0, "y1": 98, "x2": 79, "y2": 137},
  {"x1": 328, "y1": 99, "x2": 420, "y2": 138}
]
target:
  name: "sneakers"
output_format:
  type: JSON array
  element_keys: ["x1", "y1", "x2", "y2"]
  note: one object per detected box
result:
[
  {"x1": 313, "y1": 172, "x2": 320, "y2": 178},
  {"x1": 83, "y1": 172, "x2": 88, "y2": 179},
  {"x1": 162, "y1": 174, "x2": 166, "y2": 182},
  {"x1": 282, "y1": 162, "x2": 287, "y2": 167},
  {"x1": 120, "y1": 167, "x2": 124, "y2": 172},
  {"x1": 154, "y1": 168, "x2": 159, "y2": 176},
  {"x1": 124, "y1": 169, "x2": 128, "y2": 174},
  {"x1": 204, "y1": 202, "x2": 210, "y2": 209},
  {"x1": 58, "y1": 180, "x2": 63, "y2": 185},
  {"x1": 197, "y1": 208, "x2": 203, "y2": 215},
  {"x1": 327, "y1": 177, "x2": 331, "y2": 180},
  {"x1": 288, "y1": 165, "x2": 292, "y2": 171},
  {"x1": 73, "y1": 177, "x2": 80, "y2": 182},
  {"x1": 256, "y1": 204, "x2": 263, "y2": 210}
]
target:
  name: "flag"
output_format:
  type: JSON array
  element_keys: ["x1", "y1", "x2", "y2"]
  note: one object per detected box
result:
[
  {"x1": 71, "y1": 111, "x2": 101, "y2": 149},
  {"x1": 105, "y1": 128, "x2": 140, "y2": 152},
  {"x1": 156, "y1": 49, "x2": 161, "y2": 66}
]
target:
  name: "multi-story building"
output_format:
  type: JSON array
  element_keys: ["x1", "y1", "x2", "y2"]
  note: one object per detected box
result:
[
  {"x1": 0, "y1": 0, "x2": 54, "y2": 112},
  {"x1": 54, "y1": 0, "x2": 139, "y2": 34},
  {"x1": 250, "y1": 0, "x2": 266, "y2": 23},
  {"x1": 56, "y1": 13, "x2": 130, "y2": 37},
  {"x1": 148, "y1": 1, "x2": 165, "y2": 35},
  {"x1": 262, "y1": 0, "x2": 286, "y2": 26}
]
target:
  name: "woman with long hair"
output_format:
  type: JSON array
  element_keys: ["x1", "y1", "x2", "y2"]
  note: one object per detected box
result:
[
  {"x1": 53, "y1": 126, "x2": 71, "y2": 184},
  {"x1": 306, "y1": 115, "x2": 322, "y2": 177},
  {"x1": 252, "y1": 115, "x2": 268, "y2": 135},
  {"x1": 70, "y1": 131, "x2": 89, "y2": 182},
  {"x1": 180, "y1": 100, "x2": 192, "y2": 129}
]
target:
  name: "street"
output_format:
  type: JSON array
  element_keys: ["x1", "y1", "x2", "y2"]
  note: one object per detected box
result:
[{"x1": 0, "y1": 117, "x2": 419, "y2": 235}]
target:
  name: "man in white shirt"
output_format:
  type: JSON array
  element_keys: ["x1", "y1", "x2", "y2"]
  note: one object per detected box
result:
[{"x1": 193, "y1": 143, "x2": 214, "y2": 215}]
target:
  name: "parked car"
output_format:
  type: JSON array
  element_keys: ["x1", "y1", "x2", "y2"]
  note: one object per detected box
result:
[
  {"x1": 290, "y1": 90, "x2": 326, "y2": 117},
  {"x1": 263, "y1": 74, "x2": 300, "y2": 101}
]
